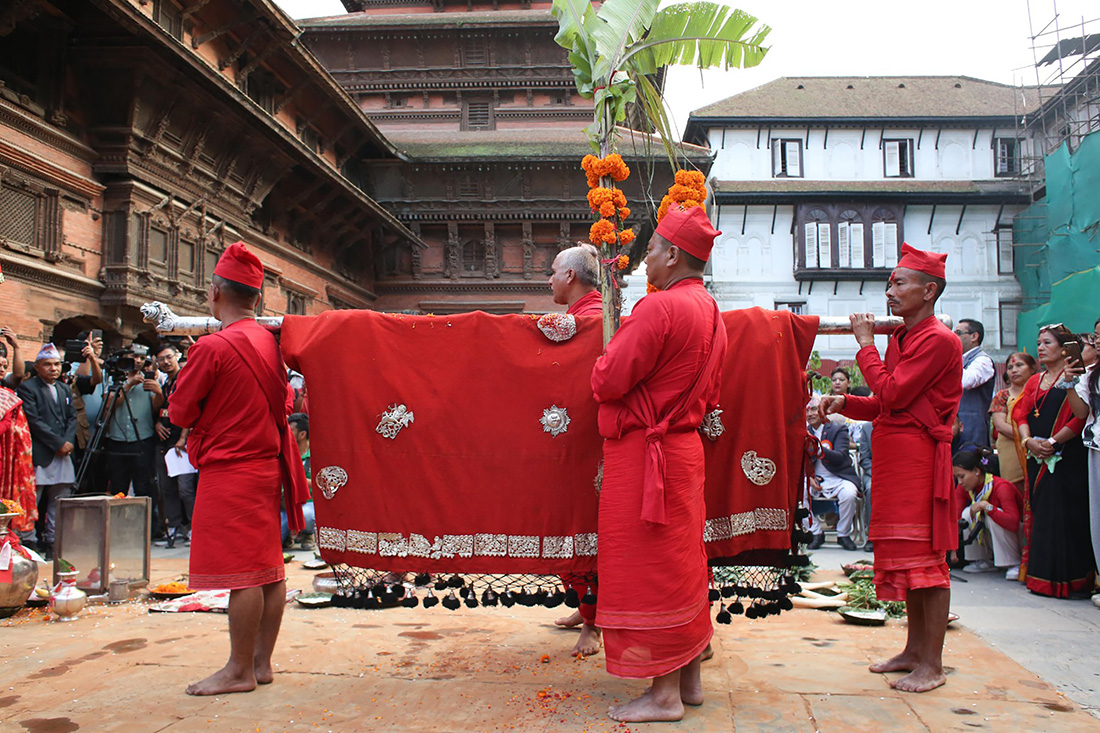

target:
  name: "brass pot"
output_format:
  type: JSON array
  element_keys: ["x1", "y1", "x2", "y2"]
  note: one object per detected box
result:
[
  {"x1": 0, "y1": 513, "x2": 38, "y2": 619},
  {"x1": 49, "y1": 570, "x2": 86, "y2": 622}
]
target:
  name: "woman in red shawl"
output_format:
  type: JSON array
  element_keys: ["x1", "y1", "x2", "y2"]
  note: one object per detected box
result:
[
  {"x1": 0, "y1": 382, "x2": 37, "y2": 532},
  {"x1": 1012, "y1": 324, "x2": 1096, "y2": 597}
]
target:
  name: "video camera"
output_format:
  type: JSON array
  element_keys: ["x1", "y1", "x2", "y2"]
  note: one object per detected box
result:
[{"x1": 103, "y1": 344, "x2": 150, "y2": 381}]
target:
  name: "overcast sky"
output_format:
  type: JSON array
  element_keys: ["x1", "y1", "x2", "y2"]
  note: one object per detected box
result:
[{"x1": 276, "y1": 0, "x2": 1097, "y2": 136}]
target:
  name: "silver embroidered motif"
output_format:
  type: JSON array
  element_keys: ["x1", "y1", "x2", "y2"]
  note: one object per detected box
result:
[
  {"x1": 346, "y1": 530, "x2": 378, "y2": 554},
  {"x1": 542, "y1": 535, "x2": 574, "y2": 559},
  {"x1": 474, "y1": 533, "x2": 508, "y2": 557},
  {"x1": 540, "y1": 405, "x2": 570, "y2": 437},
  {"x1": 741, "y1": 450, "x2": 777, "y2": 486},
  {"x1": 315, "y1": 466, "x2": 348, "y2": 500},
  {"x1": 702, "y1": 508, "x2": 789, "y2": 543},
  {"x1": 508, "y1": 535, "x2": 541, "y2": 558},
  {"x1": 536, "y1": 313, "x2": 577, "y2": 342},
  {"x1": 378, "y1": 532, "x2": 408, "y2": 557},
  {"x1": 317, "y1": 527, "x2": 347, "y2": 552},
  {"x1": 700, "y1": 408, "x2": 725, "y2": 441},
  {"x1": 441, "y1": 534, "x2": 474, "y2": 558},
  {"x1": 376, "y1": 403, "x2": 414, "y2": 439},
  {"x1": 574, "y1": 532, "x2": 598, "y2": 556}
]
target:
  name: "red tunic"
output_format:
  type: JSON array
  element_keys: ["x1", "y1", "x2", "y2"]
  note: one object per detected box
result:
[
  {"x1": 843, "y1": 315, "x2": 962, "y2": 602},
  {"x1": 169, "y1": 319, "x2": 287, "y2": 590},
  {"x1": 590, "y1": 278, "x2": 726, "y2": 679},
  {"x1": 567, "y1": 290, "x2": 603, "y2": 317}
]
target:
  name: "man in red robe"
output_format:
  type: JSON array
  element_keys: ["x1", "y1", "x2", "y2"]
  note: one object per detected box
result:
[
  {"x1": 820, "y1": 243, "x2": 962, "y2": 693},
  {"x1": 170, "y1": 242, "x2": 308, "y2": 696},
  {"x1": 548, "y1": 243, "x2": 603, "y2": 655},
  {"x1": 591, "y1": 206, "x2": 727, "y2": 722}
]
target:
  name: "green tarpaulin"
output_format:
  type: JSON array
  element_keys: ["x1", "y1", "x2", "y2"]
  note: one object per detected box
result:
[{"x1": 1015, "y1": 130, "x2": 1100, "y2": 348}]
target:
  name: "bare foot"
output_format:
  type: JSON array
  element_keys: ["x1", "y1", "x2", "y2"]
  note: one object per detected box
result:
[
  {"x1": 254, "y1": 659, "x2": 273, "y2": 685},
  {"x1": 185, "y1": 666, "x2": 257, "y2": 696},
  {"x1": 890, "y1": 664, "x2": 946, "y2": 693},
  {"x1": 555, "y1": 610, "x2": 584, "y2": 628},
  {"x1": 571, "y1": 623, "x2": 601, "y2": 657},
  {"x1": 680, "y1": 676, "x2": 704, "y2": 706},
  {"x1": 869, "y1": 651, "x2": 919, "y2": 674},
  {"x1": 700, "y1": 643, "x2": 714, "y2": 662},
  {"x1": 609, "y1": 689, "x2": 684, "y2": 723}
]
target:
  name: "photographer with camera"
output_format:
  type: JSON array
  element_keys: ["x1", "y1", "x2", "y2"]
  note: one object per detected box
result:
[
  {"x1": 0, "y1": 327, "x2": 25, "y2": 388},
  {"x1": 102, "y1": 345, "x2": 164, "y2": 535},
  {"x1": 65, "y1": 332, "x2": 105, "y2": 494},
  {"x1": 153, "y1": 342, "x2": 194, "y2": 548}
]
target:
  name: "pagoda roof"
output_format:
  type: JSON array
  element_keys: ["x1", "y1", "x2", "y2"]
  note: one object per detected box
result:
[
  {"x1": 384, "y1": 127, "x2": 712, "y2": 162},
  {"x1": 299, "y1": 9, "x2": 555, "y2": 30}
]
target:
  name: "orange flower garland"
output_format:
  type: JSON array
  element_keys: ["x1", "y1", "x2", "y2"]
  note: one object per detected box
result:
[
  {"x1": 582, "y1": 154, "x2": 634, "y2": 261},
  {"x1": 657, "y1": 169, "x2": 707, "y2": 222}
]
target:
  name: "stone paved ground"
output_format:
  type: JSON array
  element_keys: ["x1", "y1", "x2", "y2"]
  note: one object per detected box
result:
[{"x1": 2, "y1": 548, "x2": 1098, "y2": 732}]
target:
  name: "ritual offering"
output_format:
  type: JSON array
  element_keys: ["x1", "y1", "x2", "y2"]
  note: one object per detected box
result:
[
  {"x1": 295, "y1": 592, "x2": 333, "y2": 608},
  {"x1": 0, "y1": 505, "x2": 37, "y2": 619},
  {"x1": 149, "y1": 581, "x2": 194, "y2": 600},
  {"x1": 49, "y1": 563, "x2": 87, "y2": 622}
]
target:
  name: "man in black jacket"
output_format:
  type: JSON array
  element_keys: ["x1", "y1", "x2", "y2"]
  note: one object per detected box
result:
[
  {"x1": 805, "y1": 398, "x2": 861, "y2": 551},
  {"x1": 16, "y1": 344, "x2": 78, "y2": 557}
]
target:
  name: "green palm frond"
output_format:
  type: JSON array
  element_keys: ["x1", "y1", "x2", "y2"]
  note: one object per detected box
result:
[
  {"x1": 591, "y1": 0, "x2": 662, "y2": 70},
  {"x1": 625, "y1": 3, "x2": 770, "y2": 76}
]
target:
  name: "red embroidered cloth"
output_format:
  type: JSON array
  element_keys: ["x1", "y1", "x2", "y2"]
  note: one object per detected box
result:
[{"x1": 279, "y1": 307, "x2": 816, "y2": 573}]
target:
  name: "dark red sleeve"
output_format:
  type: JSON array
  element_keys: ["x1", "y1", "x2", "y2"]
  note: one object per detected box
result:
[
  {"x1": 168, "y1": 339, "x2": 217, "y2": 429},
  {"x1": 856, "y1": 334, "x2": 956, "y2": 413},
  {"x1": 988, "y1": 477, "x2": 1021, "y2": 531},
  {"x1": 591, "y1": 296, "x2": 667, "y2": 403}
]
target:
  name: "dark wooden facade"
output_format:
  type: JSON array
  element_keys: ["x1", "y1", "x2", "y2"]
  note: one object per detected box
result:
[
  {"x1": 0, "y1": 0, "x2": 417, "y2": 350},
  {"x1": 302, "y1": 1, "x2": 711, "y2": 313}
]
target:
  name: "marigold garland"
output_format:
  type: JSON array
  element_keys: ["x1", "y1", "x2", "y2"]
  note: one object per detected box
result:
[
  {"x1": 582, "y1": 154, "x2": 632, "y2": 255},
  {"x1": 657, "y1": 169, "x2": 708, "y2": 223},
  {"x1": 1, "y1": 498, "x2": 24, "y2": 516}
]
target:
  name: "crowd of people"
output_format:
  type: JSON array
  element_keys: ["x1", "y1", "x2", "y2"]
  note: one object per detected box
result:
[
  {"x1": 0, "y1": 328, "x2": 315, "y2": 561},
  {"x1": 808, "y1": 315, "x2": 1100, "y2": 606}
]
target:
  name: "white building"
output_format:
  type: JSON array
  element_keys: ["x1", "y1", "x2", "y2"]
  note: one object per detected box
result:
[{"x1": 649, "y1": 76, "x2": 1038, "y2": 361}]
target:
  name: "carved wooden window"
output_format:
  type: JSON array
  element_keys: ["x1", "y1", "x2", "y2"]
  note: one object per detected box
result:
[
  {"x1": 870, "y1": 208, "x2": 900, "y2": 268},
  {"x1": 462, "y1": 239, "x2": 485, "y2": 275},
  {"x1": 0, "y1": 179, "x2": 61, "y2": 258},
  {"x1": 148, "y1": 226, "x2": 169, "y2": 266},
  {"x1": 153, "y1": 0, "x2": 184, "y2": 41},
  {"x1": 178, "y1": 237, "x2": 195, "y2": 277},
  {"x1": 463, "y1": 102, "x2": 492, "y2": 131},
  {"x1": 883, "y1": 139, "x2": 914, "y2": 177},
  {"x1": 771, "y1": 139, "x2": 802, "y2": 178},
  {"x1": 457, "y1": 175, "x2": 481, "y2": 198},
  {"x1": 463, "y1": 38, "x2": 487, "y2": 66},
  {"x1": 286, "y1": 292, "x2": 307, "y2": 316},
  {"x1": 203, "y1": 248, "x2": 220, "y2": 285},
  {"x1": 246, "y1": 67, "x2": 284, "y2": 115},
  {"x1": 795, "y1": 203, "x2": 903, "y2": 279},
  {"x1": 994, "y1": 138, "x2": 1019, "y2": 177},
  {"x1": 0, "y1": 184, "x2": 37, "y2": 249},
  {"x1": 836, "y1": 210, "x2": 864, "y2": 269},
  {"x1": 0, "y1": 28, "x2": 41, "y2": 102},
  {"x1": 297, "y1": 118, "x2": 322, "y2": 153},
  {"x1": 801, "y1": 208, "x2": 830, "y2": 269}
]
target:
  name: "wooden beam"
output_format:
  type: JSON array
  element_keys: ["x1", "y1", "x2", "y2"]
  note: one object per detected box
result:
[
  {"x1": 274, "y1": 77, "x2": 311, "y2": 115},
  {"x1": 181, "y1": 0, "x2": 215, "y2": 21},
  {"x1": 237, "y1": 38, "x2": 280, "y2": 85},
  {"x1": 218, "y1": 27, "x2": 263, "y2": 71},
  {"x1": 192, "y1": 16, "x2": 254, "y2": 49}
]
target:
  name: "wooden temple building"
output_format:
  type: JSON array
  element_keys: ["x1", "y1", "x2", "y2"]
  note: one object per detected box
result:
[{"x1": 0, "y1": 0, "x2": 708, "y2": 352}]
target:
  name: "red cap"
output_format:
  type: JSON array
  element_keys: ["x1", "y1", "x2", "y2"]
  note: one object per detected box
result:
[
  {"x1": 895, "y1": 242, "x2": 946, "y2": 279},
  {"x1": 654, "y1": 206, "x2": 721, "y2": 262},
  {"x1": 213, "y1": 241, "x2": 264, "y2": 289}
]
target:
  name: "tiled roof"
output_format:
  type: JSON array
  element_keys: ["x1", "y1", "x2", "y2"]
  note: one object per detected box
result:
[
  {"x1": 691, "y1": 76, "x2": 1041, "y2": 121},
  {"x1": 712, "y1": 178, "x2": 1030, "y2": 201},
  {"x1": 386, "y1": 127, "x2": 712, "y2": 161}
]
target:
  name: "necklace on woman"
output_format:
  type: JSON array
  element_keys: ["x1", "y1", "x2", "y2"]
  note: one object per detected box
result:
[{"x1": 1034, "y1": 369, "x2": 1063, "y2": 417}]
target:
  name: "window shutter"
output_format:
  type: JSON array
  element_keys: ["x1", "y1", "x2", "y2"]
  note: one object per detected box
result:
[
  {"x1": 872, "y1": 222, "x2": 886, "y2": 267},
  {"x1": 850, "y1": 223, "x2": 865, "y2": 268},
  {"x1": 772, "y1": 141, "x2": 783, "y2": 177},
  {"x1": 804, "y1": 223, "x2": 818, "y2": 268},
  {"x1": 818, "y1": 224, "x2": 831, "y2": 267},
  {"x1": 785, "y1": 141, "x2": 801, "y2": 177},
  {"x1": 900, "y1": 141, "x2": 912, "y2": 176},
  {"x1": 997, "y1": 229, "x2": 1014, "y2": 273},
  {"x1": 838, "y1": 223, "x2": 850, "y2": 268},
  {"x1": 884, "y1": 141, "x2": 900, "y2": 177},
  {"x1": 884, "y1": 223, "x2": 899, "y2": 267}
]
